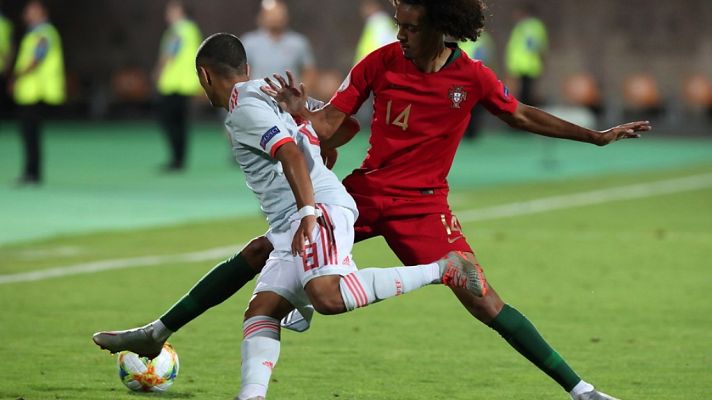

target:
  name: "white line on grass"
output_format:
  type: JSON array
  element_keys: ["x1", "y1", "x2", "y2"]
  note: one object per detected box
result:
[
  {"x1": 457, "y1": 172, "x2": 712, "y2": 222},
  {"x1": 2, "y1": 172, "x2": 712, "y2": 285},
  {"x1": 0, "y1": 245, "x2": 239, "y2": 285}
]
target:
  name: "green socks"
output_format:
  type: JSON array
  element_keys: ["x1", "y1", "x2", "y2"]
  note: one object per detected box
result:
[
  {"x1": 489, "y1": 304, "x2": 581, "y2": 391},
  {"x1": 159, "y1": 253, "x2": 258, "y2": 332}
]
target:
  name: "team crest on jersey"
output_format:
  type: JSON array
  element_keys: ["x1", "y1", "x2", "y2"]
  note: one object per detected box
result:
[{"x1": 449, "y1": 86, "x2": 467, "y2": 108}]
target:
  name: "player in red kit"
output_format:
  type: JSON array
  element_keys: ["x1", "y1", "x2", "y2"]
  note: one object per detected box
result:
[
  {"x1": 327, "y1": 39, "x2": 519, "y2": 265},
  {"x1": 261, "y1": 2, "x2": 649, "y2": 399},
  {"x1": 93, "y1": 0, "x2": 649, "y2": 398}
]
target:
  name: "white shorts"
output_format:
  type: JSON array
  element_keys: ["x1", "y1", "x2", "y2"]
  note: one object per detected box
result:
[{"x1": 253, "y1": 204, "x2": 359, "y2": 309}]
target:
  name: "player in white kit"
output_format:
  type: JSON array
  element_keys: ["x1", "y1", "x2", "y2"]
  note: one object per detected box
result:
[{"x1": 95, "y1": 32, "x2": 485, "y2": 400}]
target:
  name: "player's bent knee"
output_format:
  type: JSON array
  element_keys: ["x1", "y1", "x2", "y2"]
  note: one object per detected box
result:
[
  {"x1": 310, "y1": 296, "x2": 345, "y2": 315},
  {"x1": 305, "y1": 276, "x2": 347, "y2": 315},
  {"x1": 242, "y1": 236, "x2": 272, "y2": 273}
]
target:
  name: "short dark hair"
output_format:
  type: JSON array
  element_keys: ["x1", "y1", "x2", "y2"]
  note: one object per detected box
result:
[
  {"x1": 391, "y1": 0, "x2": 487, "y2": 42},
  {"x1": 195, "y1": 33, "x2": 248, "y2": 76}
]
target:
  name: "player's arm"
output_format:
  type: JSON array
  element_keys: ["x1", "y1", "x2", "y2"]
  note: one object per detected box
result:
[
  {"x1": 498, "y1": 103, "x2": 651, "y2": 146},
  {"x1": 319, "y1": 116, "x2": 359, "y2": 169},
  {"x1": 322, "y1": 115, "x2": 360, "y2": 149},
  {"x1": 303, "y1": 95, "x2": 361, "y2": 149},
  {"x1": 273, "y1": 141, "x2": 319, "y2": 256},
  {"x1": 263, "y1": 71, "x2": 349, "y2": 142}
]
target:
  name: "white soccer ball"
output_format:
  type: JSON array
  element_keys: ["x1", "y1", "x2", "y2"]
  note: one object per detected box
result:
[{"x1": 117, "y1": 342, "x2": 179, "y2": 392}]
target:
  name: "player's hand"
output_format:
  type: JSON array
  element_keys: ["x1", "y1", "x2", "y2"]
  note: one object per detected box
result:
[
  {"x1": 594, "y1": 120, "x2": 652, "y2": 146},
  {"x1": 262, "y1": 70, "x2": 308, "y2": 116},
  {"x1": 292, "y1": 215, "x2": 318, "y2": 257},
  {"x1": 320, "y1": 145, "x2": 338, "y2": 170}
]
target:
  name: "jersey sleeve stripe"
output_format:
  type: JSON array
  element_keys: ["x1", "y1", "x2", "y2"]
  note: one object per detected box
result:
[{"x1": 269, "y1": 137, "x2": 295, "y2": 158}]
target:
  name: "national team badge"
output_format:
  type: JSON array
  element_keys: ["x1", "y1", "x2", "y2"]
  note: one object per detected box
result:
[{"x1": 449, "y1": 86, "x2": 467, "y2": 108}]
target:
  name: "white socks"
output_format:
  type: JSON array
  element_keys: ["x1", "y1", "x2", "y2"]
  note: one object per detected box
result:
[
  {"x1": 237, "y1": 316, "x2": 281, "y2": 400},
  {"x1": 237, "y1": 263, "x2": 440, "y2": 398},
  {"x1": 339, "y1": 263, "x2": 439, "y2": 310},
  {"x1": 570, "y1": 380, "x2": 595, "y2": 397}
]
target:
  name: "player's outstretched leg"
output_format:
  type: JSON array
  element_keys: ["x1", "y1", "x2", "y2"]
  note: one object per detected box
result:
[
  {"x1": 451, "y1": 267, "x2": 618, "y2": 400},
  {"x1": 92, "y1": 320, "x2": 170, "y2": 359},
  {"x1": 308, "y1": 250, "x2": 483, "y2": 314},
  {"x1": 93, "y1": 238, "x2": 270, "y2": 357}
]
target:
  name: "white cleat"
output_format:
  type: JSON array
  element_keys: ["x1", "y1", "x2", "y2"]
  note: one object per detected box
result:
[
  {"x1": 280, "y1": 305, "x2": 314, "y2": 333},
  {"x1": 92, "y1": 324, "x2": 164, "y2": 358},
  {"x1": 573, "y1": 390, "x2": 621, "y2": 400}
]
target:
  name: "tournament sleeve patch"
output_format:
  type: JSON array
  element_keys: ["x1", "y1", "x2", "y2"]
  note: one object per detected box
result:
[{"x1": 260, "y1": 126, "x2": 281, "y2": 150}]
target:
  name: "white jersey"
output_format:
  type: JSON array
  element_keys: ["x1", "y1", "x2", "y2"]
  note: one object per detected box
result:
[{"x1": 224, "y1": 80, "x2": 357, "y2": 232}]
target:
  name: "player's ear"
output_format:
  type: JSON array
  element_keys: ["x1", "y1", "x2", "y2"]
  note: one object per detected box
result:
[
  {"x1": 246, "y1": 63, "x2": 251, "y2": 79},
  {"x1": 198, "y1": 66, "x2": 212, "y2": 86}
]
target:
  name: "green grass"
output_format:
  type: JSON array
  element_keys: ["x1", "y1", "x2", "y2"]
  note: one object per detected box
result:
[{"x1": 1, "y1": 164, "x2": 711, "y2": 399}]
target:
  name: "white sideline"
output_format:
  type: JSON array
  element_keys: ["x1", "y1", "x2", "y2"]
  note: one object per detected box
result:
[
  {"x1": 458, "y1": 172, "x2": 712, "y2": 222},
  {"x1": 2, "y1": 173, "x2": 712, "y2": 285}
]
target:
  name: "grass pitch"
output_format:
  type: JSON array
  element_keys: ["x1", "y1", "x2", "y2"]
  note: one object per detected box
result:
[
  {"x1": 1, "y1": 165, "x2": 711, "y2": 399},
  {"x1": 0, "y1": 122, "x2": 711, "y2": 399}
]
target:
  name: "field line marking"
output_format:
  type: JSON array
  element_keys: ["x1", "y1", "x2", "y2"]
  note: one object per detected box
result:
[
  {"x1": 0, "y1": 245, "x2": 240, "y2": 285},
  {"x1": 2, "y1": 172, "x2": 711, "y2": 285},
  {"x1": 457, "y1": 172, "x2": 712, "y2": 222}
]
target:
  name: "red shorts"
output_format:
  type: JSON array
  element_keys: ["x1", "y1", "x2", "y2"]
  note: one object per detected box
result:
[{"x1": 350, "y1": 192, "x2": 474, "y2": 266}]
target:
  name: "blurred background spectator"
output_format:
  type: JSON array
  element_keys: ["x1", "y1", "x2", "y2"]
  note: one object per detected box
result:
[
  {"x1": 354, "y1": 0, "x2": 396, "y2": 64},
  {"x1": 459, "y1": 30, "x2": 496, "y2": 140},
  {"x1": 155, "y1": 0, "x2": 202, "y2": 172},
  {"x1": 505, "y1": 3, "x2": 548, "y2": 106},
  {"x1": 0, "y1": 0, "x2": 13, "y2": 118},
  {"x1": 241, "y1": 0, "x2": 316, "y2": 89},
  {"x1": 351, "y1": 0, "x2": 397, "y2": 128},
  {"x1": 10, "y1": 0, "x2": 64, "y2": 185},
  {"x1": 0, "y1": 0, "x2": 708, "y2": 138}
]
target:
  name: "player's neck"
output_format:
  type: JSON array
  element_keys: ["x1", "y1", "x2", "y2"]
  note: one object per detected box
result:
[
  {"x1": 219, "y1": 74, "x2": 249, "y2": 110},
  {"x1": 412, "y1": 43, "x2": 452, "y2": 73}
]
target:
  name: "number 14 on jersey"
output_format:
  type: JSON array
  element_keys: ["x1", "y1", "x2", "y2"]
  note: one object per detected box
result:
[{"x1": 385, "y1": 100, "x2": 412, "y2": 131}]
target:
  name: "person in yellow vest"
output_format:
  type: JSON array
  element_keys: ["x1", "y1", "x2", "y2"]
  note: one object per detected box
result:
[
  {"x1": 354, "y1": 0, "x2": 397, "y2": 63},
  {"x1": 353, "y1": 0, "x2": 397, "y2": 126},
  {"x1": 10, "y1": 0, "x2": 64, "y2": 185},
  {"x1": 505, "y1": 3, "x2": 548, "y2": 106},
  {"x1": 459, "y1": 30, "x2": 496, "y2": 140},
  {"x1": 0, "y1": 0, "x2": 14, "y2": 115},
  {"x1": 156, "y1": 1, "x2": 202, "y2": 172}
]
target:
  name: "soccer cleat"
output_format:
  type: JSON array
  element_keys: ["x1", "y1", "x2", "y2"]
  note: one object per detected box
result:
[
  {"x1": 573, "y1": 390, "x2": 621, "y2": 400},
  {"x1": 92, "y1": 324, "x2": 164, "y2": 359},
  {"x1": 280, "y1": 305, "x2": 314, "y2": 333},
  {"x1": 437, "y1": 251, "x2": 487, "y2": 297}
]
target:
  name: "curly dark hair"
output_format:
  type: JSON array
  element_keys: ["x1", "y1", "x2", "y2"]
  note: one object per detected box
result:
[{"x1": 391, "y1": 0, "x2": 487, "y2": 42}]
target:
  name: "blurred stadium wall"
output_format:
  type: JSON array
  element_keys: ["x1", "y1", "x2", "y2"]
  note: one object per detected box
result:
[{"x1": 1, "y1": 0, "x2": 711, "y2": 124}]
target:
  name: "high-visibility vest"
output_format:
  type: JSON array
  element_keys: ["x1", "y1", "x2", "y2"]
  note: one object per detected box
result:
[
  {"x1": 354, "y1": 11, "x2": 396, "y2": 63},
  {"x1": 506, "y1": 17, "x2": 548, "y2": 78},
  {"x1": 157, "y1": 19, "x2": 202, "y2": 96},
  {"x1": 13, "y1": 22, "x2": 65, "y2": 105},
  {"x1": 460, "y1": 31, "x2": 495, "y2": 66},
  {"x1": 0, "y1": 14, "x2": 12, "y2": 71}
]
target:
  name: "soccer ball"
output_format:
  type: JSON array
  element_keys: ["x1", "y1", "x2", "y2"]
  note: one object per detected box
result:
[{"x1": 117, "y1": 342, "x2": 179, "y2": 392}]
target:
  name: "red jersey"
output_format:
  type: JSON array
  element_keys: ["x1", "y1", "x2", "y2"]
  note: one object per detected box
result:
[{"x1": 331, "y1": 42, "x2": 518, "y2": 200}]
